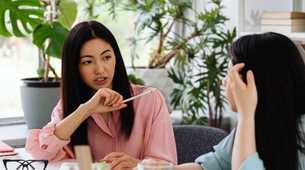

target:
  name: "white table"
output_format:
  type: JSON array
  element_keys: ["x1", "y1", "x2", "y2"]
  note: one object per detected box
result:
[{"x1": 0, "y1": 148, "x2": 72, "y2": 170}]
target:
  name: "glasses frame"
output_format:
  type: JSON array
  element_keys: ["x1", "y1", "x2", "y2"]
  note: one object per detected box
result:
[{"x1": 3, "y1": 159, "x2": 48, "y2": 170}]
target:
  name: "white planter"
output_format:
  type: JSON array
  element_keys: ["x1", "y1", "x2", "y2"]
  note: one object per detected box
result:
[{"x1": 127, "y1": 68, "x2": 174, "y2": 111}]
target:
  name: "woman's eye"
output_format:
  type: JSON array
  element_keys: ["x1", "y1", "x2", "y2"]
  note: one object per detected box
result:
[
  {"x1": 105, "y1": 55, "x2": 112, "y2": 60},
  {"x1": 81, "y1": 60, "x2": 91, "y2": 65}
]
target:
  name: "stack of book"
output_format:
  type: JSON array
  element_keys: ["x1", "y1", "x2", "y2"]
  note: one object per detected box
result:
[
  {"x1": 0, "y1": 140, "x2": 16, "y2": 156},
  {"x1": 261, "y1": 11, "x2": 305, "y2": 33}
]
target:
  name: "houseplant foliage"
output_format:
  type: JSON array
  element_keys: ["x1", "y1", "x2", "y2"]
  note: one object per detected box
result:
[
  {"x1": 168, "y1": 0, "x2": 236, "y2": 127},
  {"x1": 83, "y1": 0, "x2": 120, "y2": 19},
  {"x1": 128, "y1": 74, "x2": 145, "y2": 85},
  {"x1": 0, "y1": 0, "x2": 76, "y2": 81},
  {"x1": 125, "y1": 0, "x2": 193, "y2": 68},
  {"x1": 125, "y1": 0, "x2": 236, "y2": 127},
  {"x1": 0, "y1": 0, "x2": 43, "y2": 37}
]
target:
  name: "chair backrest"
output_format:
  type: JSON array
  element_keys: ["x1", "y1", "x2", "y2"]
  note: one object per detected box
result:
[{"x1": 173, "y1": 125, "x2": 228, "y2": 164}]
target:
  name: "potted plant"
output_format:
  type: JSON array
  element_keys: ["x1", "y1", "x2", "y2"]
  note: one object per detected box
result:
[
  {"x1": 124, "y1": 0, "x2": 236, "y2": 128},
  {"x1": 167, "y1": 0, "x2": 236, "y2": 128},
  {"x1": 118, "y1": 0, "x2": 193, "y2": 110},
  {"x1": 0, "y1": 0, "x2": 77, "y2": 128}
]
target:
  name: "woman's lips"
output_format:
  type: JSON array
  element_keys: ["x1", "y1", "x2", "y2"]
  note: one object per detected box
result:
[{"x1": 94, "y1": 77, "x2": 108, "y2": 86}]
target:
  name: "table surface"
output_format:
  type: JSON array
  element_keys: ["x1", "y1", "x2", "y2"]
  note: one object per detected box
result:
[{"x1": 0, "y1": 148, "x2": 72, "y2": 170}]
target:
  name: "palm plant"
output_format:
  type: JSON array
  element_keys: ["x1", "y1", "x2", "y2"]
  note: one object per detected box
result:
[
  {"x1": 126, "y1": 0, "x2": 236, "y2": 127},
  {"x1": 167, "y1": 0, "x2": 236, "y2": 127},
  {"x1": 125, "y1": 0, "x2": 194, "y2": 68},
  {"x1": 84, "y1": 0, "x2": 120, "y2": 19}
]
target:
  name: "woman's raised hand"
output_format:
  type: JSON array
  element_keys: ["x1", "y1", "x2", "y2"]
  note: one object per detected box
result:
[
  {"x1": 53, "y1": 88, "x2": 126, "y2": 141},
  {"x1": 84, "y1": 88, "x2": 127, "y2": 114},
  {"x1": 227, "y1": 63, "x2": 257, "y2": 119}
]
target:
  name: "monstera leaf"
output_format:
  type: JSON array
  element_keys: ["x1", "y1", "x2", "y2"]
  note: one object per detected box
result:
[
  {"x1": 33, "y1": 22, "x2": 69, "y2": 59},
  {"x1": 57, "y1": 0, "x2": 77, "y2": 29},
  {"x1": 0, "y1": 0, "x2": 44, "y2": 37}
]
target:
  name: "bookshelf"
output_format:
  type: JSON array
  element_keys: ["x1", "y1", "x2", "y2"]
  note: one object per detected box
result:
[{"x1": 237, "y1": 0, "x2": 305, "y2": 41}]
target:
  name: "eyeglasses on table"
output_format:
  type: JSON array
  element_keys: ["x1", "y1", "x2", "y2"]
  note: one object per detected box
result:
[{"x1": 3, "y1": 159, "x2": 48, "y2": 170}]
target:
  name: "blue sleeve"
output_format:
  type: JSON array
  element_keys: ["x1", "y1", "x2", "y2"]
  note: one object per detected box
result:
[
  {"x1": 195, "y1": 130, "x2": 235, "y2": 170},
  {"x1": 240, "y1": 153, "x2": 265, "y2": 170}
]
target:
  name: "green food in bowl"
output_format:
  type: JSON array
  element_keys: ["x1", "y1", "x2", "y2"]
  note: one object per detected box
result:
[{"x1": 94, "y1": 161, "x2": 110, "y2": 170}]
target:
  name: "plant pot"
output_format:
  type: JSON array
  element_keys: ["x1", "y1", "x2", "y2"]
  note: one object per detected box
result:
[
  {"x1": 127, "y1": 67, "x2": 174, "y2": 111},
  {"x1": 20, "y1": 78, "x2": 60, "y2": 129}
]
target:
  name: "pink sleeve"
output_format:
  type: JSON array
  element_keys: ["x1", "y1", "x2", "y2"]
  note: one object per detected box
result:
[
  {"x1": 25, "y1": 100, "x2": 74, "y2": 161},
  {"x1": 143, "y1": 90, "x2": 177, "y2": 164}
]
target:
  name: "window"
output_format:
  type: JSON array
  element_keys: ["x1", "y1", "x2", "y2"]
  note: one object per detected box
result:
[{"x1": 0, "y1": 38, "x2": 38, "y2": 118}]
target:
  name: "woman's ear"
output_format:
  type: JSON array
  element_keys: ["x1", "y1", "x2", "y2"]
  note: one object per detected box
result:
[{"x1": 239, "y1": 66, "x2": 248, "y2": 84}]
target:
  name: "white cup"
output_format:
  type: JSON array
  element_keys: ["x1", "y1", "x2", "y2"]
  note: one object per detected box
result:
[
  {"x1": 137, "y1": 159, "x2": 173, "y2": 170},
  {"x1": 59, "y1": 162, "x2": 110, "y2": 170}
]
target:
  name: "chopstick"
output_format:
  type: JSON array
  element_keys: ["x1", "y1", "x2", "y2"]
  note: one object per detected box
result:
[{"x1": 123, "y1": 88, "x2": 156, "y2": 103}]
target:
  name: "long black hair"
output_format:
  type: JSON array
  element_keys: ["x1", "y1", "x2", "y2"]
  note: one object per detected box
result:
[
  {"x1": 230, "y1": 32, "x2": 305, "y2": 170},
  {"x1": 61, "y1": 21, "x2": 135, "y2": 147}
]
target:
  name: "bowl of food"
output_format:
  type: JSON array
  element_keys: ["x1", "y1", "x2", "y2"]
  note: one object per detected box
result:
[{"x1": 59, "y1": 161, "x2": 110, "y2": 170}]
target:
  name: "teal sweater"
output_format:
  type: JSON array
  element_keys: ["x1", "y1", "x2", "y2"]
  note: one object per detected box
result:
[{"x1": 195, "y1": 130, "x2": 305, "y2": 170}]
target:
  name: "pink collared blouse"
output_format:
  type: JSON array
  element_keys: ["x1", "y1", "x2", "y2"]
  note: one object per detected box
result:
[{"x1": 25, "y1": 84, "x2": 177, "y2": 164}]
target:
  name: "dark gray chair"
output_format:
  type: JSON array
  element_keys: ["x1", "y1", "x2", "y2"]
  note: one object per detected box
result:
[{"x1": 173, "y1": 125, "x2": 228, "y2": 164}]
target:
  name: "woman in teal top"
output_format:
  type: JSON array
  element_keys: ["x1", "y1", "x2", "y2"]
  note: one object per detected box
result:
[{"x1": 174, "y1": 32, "x2": 305, "y2": 170}]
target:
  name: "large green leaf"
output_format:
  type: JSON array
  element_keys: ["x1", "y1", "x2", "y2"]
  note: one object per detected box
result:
[
  {"x1": 57, "y1": 0, "x2": 77, "y2": 29},
  {"x1": 0, "y1": 0, "x2": 43, "y2": 37},
  {"x1": 33, "y1": 22, "x2": 69, "y2": 59}
]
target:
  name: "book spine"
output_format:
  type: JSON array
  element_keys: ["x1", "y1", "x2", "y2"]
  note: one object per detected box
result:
[
  {"x1": 261, "y1": 12, "x2": 305, "y2": 19},
  {"x1": 261, "y1": 25, "x2": 305, "y2": 33},
  {"x1": 261, "y1": 19, "x2": 305, "y2": 26}
]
